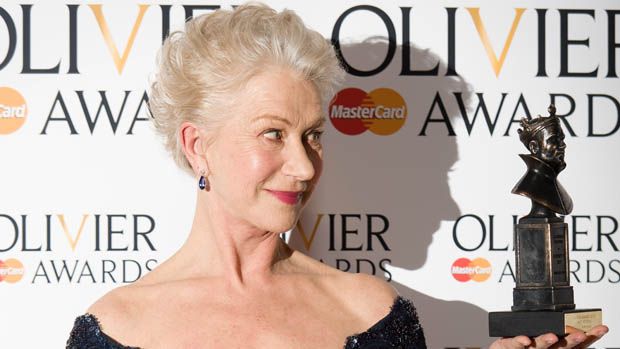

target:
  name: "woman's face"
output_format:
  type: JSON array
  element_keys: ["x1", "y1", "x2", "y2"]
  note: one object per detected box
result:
[{"x1": 204, "y1": 67, "x2": 324, "y2": 233}]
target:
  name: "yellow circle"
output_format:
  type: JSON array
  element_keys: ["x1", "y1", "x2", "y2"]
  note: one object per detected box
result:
[
  {"x1": 367, "y1": 88, "x2": 407, "y2": 136},
  {"x1": 1, "y1": 258, "x2": 24, "y2": 283},
  {"x1": 470, "y1": 258, "x2": 492, "y2": 282},
  {"x1": 0, "y1": 86, "x2": 28, "y2": 135}
]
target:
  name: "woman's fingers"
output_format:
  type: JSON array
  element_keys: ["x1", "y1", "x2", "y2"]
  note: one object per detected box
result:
[
  {"x1": 586, "y1": 325, "x2": 609, "y2": 337},
  {"x1": 530, "y1": 333, "x2": 558, "y2": 348},
  {"x1": 553, "y1": 324, "x2": 608, "y2": 349},
  {"x1": 512, "y1": 335, "x2": 532, "y2": 348},
  {"x1": 552, "y1": 331, "x2": 587, "y2": 349},
  {"x1": 490, "y1": 325, "x2": 608, "y2": 349},
  {"x1": 577, "y1": 325, "x2": 609, "y2": 349},
  {"x1": 491, "y1": 335, "x2": 531, "y2": 349}
]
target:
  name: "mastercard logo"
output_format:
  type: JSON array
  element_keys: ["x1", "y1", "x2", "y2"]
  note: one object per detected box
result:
[
  {"x1": 451, "y1": 257, "x2": 492, "y2": 282},
  {"x1": 328, "y1": 87, "x2": 407, "y2": 135},
  {"x1": 0, "y1": 258, "x2": 25, "y2": 283},
  {"x1": 0, "y1": 86, "x2": 28, "y2": 135}
]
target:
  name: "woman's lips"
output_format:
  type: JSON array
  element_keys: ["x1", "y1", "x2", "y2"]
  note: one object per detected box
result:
[{"x1": 266, "y1": 190, "x2": 302, "y2": 205}]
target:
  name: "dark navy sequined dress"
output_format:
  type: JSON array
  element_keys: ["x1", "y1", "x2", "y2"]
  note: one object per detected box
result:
[
  {"x1": 344, "y1": 297, "x2": 426, "y2": 349},
  {"x1": 66, "y1": 296, "x2": 426, "y2": 349}
]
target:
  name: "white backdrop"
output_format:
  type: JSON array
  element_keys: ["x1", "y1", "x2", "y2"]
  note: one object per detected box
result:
[{"x1": 1, "y1": 1, "x2": 618, "y2": 348}]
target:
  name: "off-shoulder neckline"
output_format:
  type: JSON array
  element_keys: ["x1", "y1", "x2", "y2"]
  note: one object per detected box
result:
[
  {"x1": 79, "y1": 295, "x2": 407, "y2": 348},
  {"x1": 346, "y1": 295, "x2": 409, "y2": 336},
  {"x1": 77, "y1": 313, "x2": 140, "y2": 349}
]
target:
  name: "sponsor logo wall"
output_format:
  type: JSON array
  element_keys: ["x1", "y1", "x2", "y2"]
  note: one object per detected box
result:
[{"x1": 1, "y1": 1, "x2": 618, "y2": 348}]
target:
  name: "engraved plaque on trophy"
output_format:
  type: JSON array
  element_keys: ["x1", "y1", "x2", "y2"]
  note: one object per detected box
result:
[{"x1": 488, "y1": 105, "x2": 603, "y2": 337}]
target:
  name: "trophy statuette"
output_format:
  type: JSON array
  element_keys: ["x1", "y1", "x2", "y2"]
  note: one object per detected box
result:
[{"x1": 488, "y1": 105, "x2": 603, "y2": 337}]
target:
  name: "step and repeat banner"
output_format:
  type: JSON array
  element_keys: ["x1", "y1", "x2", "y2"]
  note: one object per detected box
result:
[{"x1": 1, "y1": 1, "x2": 618, "y2": 348}]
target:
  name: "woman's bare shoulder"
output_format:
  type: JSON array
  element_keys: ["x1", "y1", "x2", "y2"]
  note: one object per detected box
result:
[
  {"x1": 292, "y1": 253, "x2": 399, "y2": 325},
  {"x1": 84, "y1": 283, "x2": 153, "y2": 345},
  {"x1": 87, "y1": 285, "x2": 134, "y2": 314},
  {"x1": 337, "y1": 271, "x2": 399, "y2": 321},
  {"x1": 290, "y1": 249, "x2": 397, "y2": 302}
]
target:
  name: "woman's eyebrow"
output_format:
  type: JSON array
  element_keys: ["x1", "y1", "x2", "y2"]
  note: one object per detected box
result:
[
  {"x1": 251, "y1": 114, "x2": 291, "y2": 125},
  {"x1": 251, "y1": 114, "x2": 326, "y2": 128},
  {"x1": 309, "y1": 117, "x2": 326, "y2": 128}
]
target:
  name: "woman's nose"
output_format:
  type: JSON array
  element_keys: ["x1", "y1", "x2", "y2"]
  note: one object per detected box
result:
[{"x1": 283, "y1": 141, "x2": 316, "y2": 181}]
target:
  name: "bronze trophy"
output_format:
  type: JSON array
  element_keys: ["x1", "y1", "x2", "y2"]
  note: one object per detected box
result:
[{"x1": 488, "y1": 105, "x2": 602, "y2": 337}]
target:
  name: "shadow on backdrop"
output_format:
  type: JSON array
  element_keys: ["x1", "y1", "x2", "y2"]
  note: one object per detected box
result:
[{"x1": 288, "y1": 38, "x2": 493, "y2": 348}]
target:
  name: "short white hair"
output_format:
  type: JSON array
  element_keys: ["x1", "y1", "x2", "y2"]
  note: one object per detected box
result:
[{"x1": 148, "y1": 2, "x2": 345, "y2": 174}]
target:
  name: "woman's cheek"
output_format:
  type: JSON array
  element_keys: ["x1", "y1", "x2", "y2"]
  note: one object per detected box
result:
[{"x1": 246, "y1": 148, "x2": 281, "y2": 178}]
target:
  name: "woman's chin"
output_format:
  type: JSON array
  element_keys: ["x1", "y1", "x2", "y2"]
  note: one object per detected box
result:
[
  {"x1": 272, "y1": 220, "x2": 298, "y2": 234},
  {"x1": 259, "y1": 213, "x2": 299, "y2": 234}
]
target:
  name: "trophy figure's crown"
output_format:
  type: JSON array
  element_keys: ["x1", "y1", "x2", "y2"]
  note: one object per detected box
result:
[{"x1": 517, "y1": 104, "x2": 560, "y2": 148}]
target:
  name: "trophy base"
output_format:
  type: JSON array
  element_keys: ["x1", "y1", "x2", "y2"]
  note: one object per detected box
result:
[
  {"x1": 489, "y1": 309, "x2": 602, "y2": 337},
  {"x1": 512, "y1": 285, "x2": 574, "y2": 311}
]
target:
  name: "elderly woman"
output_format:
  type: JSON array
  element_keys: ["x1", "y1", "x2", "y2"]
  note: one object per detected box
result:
[{"x1": 66, "y1": 3, "x2": 607, "y2": 349}]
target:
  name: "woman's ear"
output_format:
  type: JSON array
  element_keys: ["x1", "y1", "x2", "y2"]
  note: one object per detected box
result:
[{"x1": 179, "y1": 121, "x2": 209, "y2": 176}]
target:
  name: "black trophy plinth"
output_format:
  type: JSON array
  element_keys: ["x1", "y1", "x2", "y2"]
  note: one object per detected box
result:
[
  {"x1": 489, "y1": 215, "x2": 601, "y2": 337},
  {"x1": 488, "y1": 105, "x2": 602, "y2": 337}
]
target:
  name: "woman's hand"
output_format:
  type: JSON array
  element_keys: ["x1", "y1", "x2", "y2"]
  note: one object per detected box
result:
[{"x1": 490, "y1": 325, "x2": 608, "y2": 349}]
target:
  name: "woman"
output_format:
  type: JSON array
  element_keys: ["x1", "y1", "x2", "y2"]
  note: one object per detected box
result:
[{"x1": 66, "y1": 3, "x2": 607, "y2": 348}]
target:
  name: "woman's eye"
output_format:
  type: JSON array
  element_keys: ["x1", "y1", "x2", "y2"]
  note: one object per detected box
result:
[
  {"x1": 307, "y1": 130, "x2": 324, "y2": 143},
  {"x1": 264, "y1": 130, "x2": 283, "y2": 140}
]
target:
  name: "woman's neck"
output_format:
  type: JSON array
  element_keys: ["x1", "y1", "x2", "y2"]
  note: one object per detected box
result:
[{"x1": 162, "y1": 192, "x2": 295, "y2": 291}]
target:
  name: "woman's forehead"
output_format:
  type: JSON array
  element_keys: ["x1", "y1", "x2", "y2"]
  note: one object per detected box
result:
[
  {"x1": 245, "y1": 69, "x2": 319, "y2": 100},
  {"x1": 233, "y1": 69, "x2": 322, "y2": 122}
]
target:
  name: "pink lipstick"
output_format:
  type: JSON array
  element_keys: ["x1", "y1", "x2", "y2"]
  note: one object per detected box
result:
[{"x1": 266, "y1": 190, "x2": 302, "y2": 205}]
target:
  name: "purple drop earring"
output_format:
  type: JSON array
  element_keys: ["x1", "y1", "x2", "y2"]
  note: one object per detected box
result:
[{"x1": 198, "y1": 170, "x2": 209, "y2": 191}]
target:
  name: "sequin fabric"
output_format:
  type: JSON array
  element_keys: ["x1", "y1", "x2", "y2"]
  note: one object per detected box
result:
[
  {"x1": 66, "y1": 296, "x2": 425, "y2": 349},
  {"x1": 344, "y1": 296, "x2": 427, "y2": 349},
  {"x1": 66, "y1": 314, "x2": 138, "y2": 349}
]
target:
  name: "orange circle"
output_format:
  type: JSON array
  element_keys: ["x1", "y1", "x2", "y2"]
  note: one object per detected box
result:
[
  {"x1": 470, "y1": 258, "x2": 492, "y2": 282},
  {"x1": 0, "y1": 86, "x2": 28, "y2": 135},
  {"x1": 0, "y1": 258, "x2": 25, "y2": 283},
  {"x1": 366, "y1": 88, "x2": 407, "y2": 135}
]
